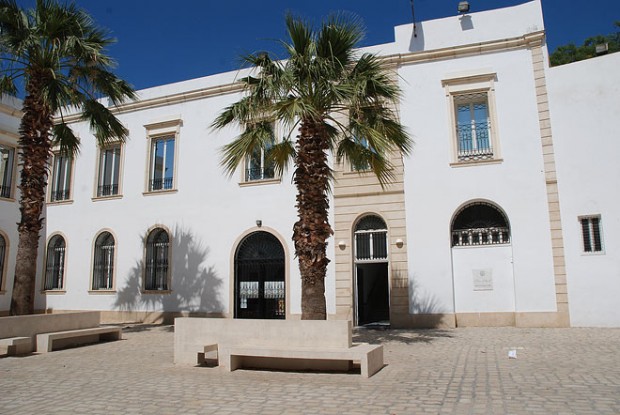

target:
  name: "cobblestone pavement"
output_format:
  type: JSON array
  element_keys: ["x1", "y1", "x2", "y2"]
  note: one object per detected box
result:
[{"x1": 1, "y1": 325, "x2": 619, "y2": 414}]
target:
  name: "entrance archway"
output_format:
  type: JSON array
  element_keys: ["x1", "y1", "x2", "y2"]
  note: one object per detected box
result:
[
  {"x1": 234, "y1": 231, "x2": 285, "y2": 319},
  {"x1": 354, "y1": 215, "x2": 390, "y2": 326}
]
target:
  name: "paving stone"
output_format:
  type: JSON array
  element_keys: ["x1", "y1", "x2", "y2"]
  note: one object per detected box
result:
[{"x1": 1, "y1": 326, "x2": 620, "y2": 414}]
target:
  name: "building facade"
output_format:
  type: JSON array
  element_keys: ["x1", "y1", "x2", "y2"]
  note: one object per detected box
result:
[{"x1": 1, "y1": 0, "x2": 618, "y2": 327}]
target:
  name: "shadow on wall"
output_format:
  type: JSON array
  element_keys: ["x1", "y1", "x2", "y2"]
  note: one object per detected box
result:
[
  {"x1": 114, "y1": 226, "x2": 224, "y2": 323},
  {"x1": 408, "y1": 276, "x2": 446, "y2": 328}
]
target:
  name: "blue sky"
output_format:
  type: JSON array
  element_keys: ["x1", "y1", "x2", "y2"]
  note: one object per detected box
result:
[{"x1": 16, "y1": 0, "x2": 620, "y2": 91}]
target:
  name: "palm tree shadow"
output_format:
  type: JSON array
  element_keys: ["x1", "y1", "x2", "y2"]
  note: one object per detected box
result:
[
  {"x1": 353, "y1": 327, "x2": 453, "y2": 345},
  {"x1": 114, "y1": 226, "x2": 223, "y2": 323}
]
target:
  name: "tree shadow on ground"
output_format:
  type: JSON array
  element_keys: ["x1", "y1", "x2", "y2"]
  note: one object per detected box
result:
[
  {"x1": 353, "y1": 327, "x2": 453, "y2": 345},
  {"x1": 113, "y1": 226, "x2": 223, "y2": 323}
]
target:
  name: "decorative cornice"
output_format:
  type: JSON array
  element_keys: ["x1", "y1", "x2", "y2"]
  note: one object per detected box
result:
[
  {"x1": 57, "y1": 31, "x2": 546, "y2": 122},
  {"x1": 380, "y1": 31, "x2": 545, "y2": 68}
]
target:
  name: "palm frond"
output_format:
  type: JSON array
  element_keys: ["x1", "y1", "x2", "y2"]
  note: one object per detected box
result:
[
  {"x1": 81, "y1": 99, "x2": 129, "y2": 146},
  {"x1": 51, "y1": 122, "x2": 80, "y2": 156}
]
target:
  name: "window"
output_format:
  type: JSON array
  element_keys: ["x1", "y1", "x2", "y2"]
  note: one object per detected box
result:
[
  {"x1": 144, "y1": 116, "x2": 181, "y2": 193},
  {"x1": 454, "y1": 92, "x2": 492, "y2": 161},
  {"x1": 355, "y1": 215, "x2": 388, "y2": 261},
  {"x1": 92, "y1": 232, "x2": 115, "y2": 290},
  {"x1": 44, "y1": 235, "x2": 66, "y2": 290},
  {"x1": 245, "y1": 124, "x2": 276, "y2": 182},
  {"x1": 451, "y1": 202, "x2": 510, "y2": 247},
  {"x1": 350, "y1": 136, "x2": 373, "y2": 172},
  {"x1": 580, "y1": 216, "x2": 603, "y2": 253},
  {"x1": 97, "y1": 144, "x2": 121, "y2": 197},
  {"x1": 144, "y1": 227, "x2": 170, "y2": 291},
  {"x1": 246, "y1": 142, "x2": 275, "y2": 181},
  {"x1": 149, "y1": 136, "x2": 175, "y2": 191},
  {"x1": 0, "y1": 233, "x2": 6, "y2": 291},
  {"x1": 442, "y1": 73, "x2": 501, "y2": 165},
  {"x1": 0, "y1": 145, "x2": 15, "y2": 199},
  {"x1": 50, "y1": 152, "x2": 72, "y2": 202}
]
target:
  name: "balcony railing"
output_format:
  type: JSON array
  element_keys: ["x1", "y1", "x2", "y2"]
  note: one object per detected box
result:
[
  {"x1": 97, "y1": 184, "x2": 119, "y2": 197},
  {"x1": 0, "y1": 185, "x2": 10, "y2": 198},
  {"x1": 452, "y1": 227, "x2": 510, "y2": 247},
  {"x1": 245, "y1": 167, "x2": 275, "y2": 182},
  {"x1": 150, "y1": 177, "x2": 173, "y2": 191},
  {"x1": 50, "y1": 189, "x2": 70, "y2": 202},
  {"x1": 457, "y1": 121, "x2": 493, "y2": 161}
]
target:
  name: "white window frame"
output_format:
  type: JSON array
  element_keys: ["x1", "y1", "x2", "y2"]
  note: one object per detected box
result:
[
  {"x1": 95, "y1": 143, "x2": 123, "y2": 198},
  {"x1": 49, "y1": 151, "x2": 74, "y2": 203},
  {"x1": 579, "y1": 215, "x2": 604, "y2": 254},
  {"x1": 442, "y1": 72, "x2": 502, "y2": 166},
  {"x1": 241, "y1": 121, "x2": 280, "y2": 185},
  {"x1": 0, "y1": 143, "x2": 16, "y2": 199},
  {"x1": 144, "y1": 116, "x2": 181, "y2": 194}
]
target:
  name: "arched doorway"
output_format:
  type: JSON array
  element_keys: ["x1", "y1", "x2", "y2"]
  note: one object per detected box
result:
[
  {"x1": 354, "y1": 215, "x2": 390, "y2": 326},
  {"x1": 450, "y1": 201, "x2": 515, "y2": 323},
  {"x1": 235, "y1": 231, "x2": 285, "y2": 319}
]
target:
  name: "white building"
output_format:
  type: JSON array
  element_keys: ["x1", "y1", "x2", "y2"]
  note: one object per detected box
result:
[{"x1": 1, "y1": 0, "x2": 618, "y2": 327}]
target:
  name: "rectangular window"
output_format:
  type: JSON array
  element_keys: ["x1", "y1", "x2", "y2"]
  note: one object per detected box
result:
[
  {"x1": 50, "y1": 153, "x2": 72, "y2": 202},
  {"x1": 245, "y1": 134, "x2": 275, "y2": 182},
  {"x1": 0, "y1": 145, "x2": 15, "y2": 199},
  {"x1": 97, "y1": 145, "x2": 121, "y2": 197},
  {"x1": 442, "y1": 72, "x2": 500, "y2": 165},
  {"x1": 580, "y1": 216, "x2": 603, "y2": 253},
  {"x1": 149, "y1": 135, "x2": 175, "y2": 191},
  {"x1": 454, "y1": 92, "x2": 493, "y2": 161}
]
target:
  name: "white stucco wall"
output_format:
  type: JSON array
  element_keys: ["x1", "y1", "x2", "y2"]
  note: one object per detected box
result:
[
  {"x1": 549, "y1": 52, "x2": 620, "y2": 327},
  {"x1": 36, "y1": 70, "x2": 338, "y2": 317},
  {"x1": 0, "y1": 96, "x2": 23, "y2": 311},
  {"x1": 397, "y1": 2, "x2": 557, "y2": 317}
]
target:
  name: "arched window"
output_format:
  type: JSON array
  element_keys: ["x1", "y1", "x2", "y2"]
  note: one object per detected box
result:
[
  {"x1": 144, "y1": 228, "x2": 170, "y2": 291},
  {"x1": 92, "y1": 232, "x2": 115, "y2": 290},
  {"x1": 451, "y1": 202, "x2": 510, "y2": 247},
  {"x1": 0, "y1": 233, "x2": 6, "y2": 289},
  {"x1": 44, "y1": 235, "x2": 66, "y2": 290},
  {"x1": 355, "y1": 215, "x2": 388, "y2": 261}
]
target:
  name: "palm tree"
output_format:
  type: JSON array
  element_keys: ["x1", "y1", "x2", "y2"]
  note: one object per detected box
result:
[
  {"x1": 0, "y1": 0, "x2": 135, "y2": 315},
  {"x1": 212, "y1": 14, "x2": 411, "y2": 320}
]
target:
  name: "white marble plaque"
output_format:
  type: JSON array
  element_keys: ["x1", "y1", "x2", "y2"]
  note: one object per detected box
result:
[{"x1": 473, "y1": 268, "x2": 493, "y2": 291}]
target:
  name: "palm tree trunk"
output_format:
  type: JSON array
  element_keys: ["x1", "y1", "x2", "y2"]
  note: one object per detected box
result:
[
  {"x1": 10, "y1": 75, "x2": 53, "y2": 315},
  {"x1": 293, "y1": 121, "x2": 332, "y2": 320}
]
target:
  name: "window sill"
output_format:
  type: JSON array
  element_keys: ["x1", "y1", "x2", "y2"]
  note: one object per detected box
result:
[
  {"x1": 142, "y1": 189, "x2": 178, "y2": 196},
  {"x1": 92, "y1": 194, "x2": 123, "y2": 202},
  {"x1": 0, "y1": 290, "x2": 6, "y2": 295},
  {"x1": 343, "y1": 169, "x2": 374, "y2": 176},
  {"x1": 0, "y1": 196, "x2": 16, "y2": 202},
  {"x1": 41, "y1": 289, "x2": 66, "y2": 295},
  {"x1": 141, "y1": 289, "x2": 172, "y2": 294},
  {"x1": 450, "y1": 158, "x2": 503, "y2": 168},
  {"x1": 88, "y1": 289, "x2": 116, "y2": 294},
  {"x1": 47, "y1": 199, "x2": 73, "y2": 205},
  {"x1": 581, "y1": 251, "x2": 605, "y2": 256},
  {"x1": 239, "y1": 178, "x2": 281, "y2": 187}
]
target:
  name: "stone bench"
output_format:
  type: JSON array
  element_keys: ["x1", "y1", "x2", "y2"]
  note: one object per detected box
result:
[
  {"x1": 175, "y1": 318, "x2": 384, "y2": 377},
  {"x1": 0, "y1": 337, "x2": 32, "y2": 355},
  {"x1": 223, "y1": 342, "x2": 383, "y2": 377},
  {"x1": 36, "y1": 327, "x2": 122, "y2": 353}
]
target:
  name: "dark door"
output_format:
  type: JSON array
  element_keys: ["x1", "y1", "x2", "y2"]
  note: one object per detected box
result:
[{"x1": 235, "y1": 232, "x2": 285, "y2": 319}]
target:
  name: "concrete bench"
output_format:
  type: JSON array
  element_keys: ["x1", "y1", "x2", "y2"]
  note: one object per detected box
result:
[
  {"x1": 0, "y1": 337, "x2": 32, "y2": 355},
  {"x1": 36, "y1": 327, "x2": 122, "y2": 353},
  {"x1": 175, "y1": 318, "x2": 384, "y2": 377},
  {"x1": 223, "y1": 342, "x2": 383, "y2": 377}
]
